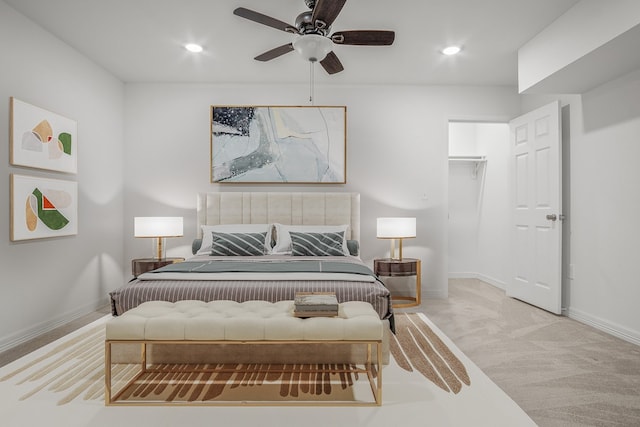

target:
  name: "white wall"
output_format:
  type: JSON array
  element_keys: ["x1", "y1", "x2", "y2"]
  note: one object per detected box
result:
[
  {"x1": 519, "y1": 0, "x2": 640, "y2": 93},
  {"x1": 448, "y1": 123, "x2": 511, "y2": 288},
  {"x1": 522, "y1": 68, "x2": 640, "y2": 344},
  {"x1": 0, "y1": 2, "x2": 125, "y2": 351},
  {"x1": 123, "y1": 83, "x2": 521, "y2": 299}
]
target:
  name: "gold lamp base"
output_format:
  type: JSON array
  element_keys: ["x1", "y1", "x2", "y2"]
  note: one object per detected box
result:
[
  {"x1": 154, "y1": 237, "x2": 166, "y2": 260},
  {"x1": 390, "y1": 238, "x2": 404, "y2": 260}
]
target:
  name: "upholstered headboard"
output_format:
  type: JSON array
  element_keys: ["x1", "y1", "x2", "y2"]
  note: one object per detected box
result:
[{"x1": 196, "y1": 192, "x2": 360, "y2": 241}]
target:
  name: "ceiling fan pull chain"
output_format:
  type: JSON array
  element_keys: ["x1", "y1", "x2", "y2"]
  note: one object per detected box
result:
[{"x1": 309, "y1": 60, "x2": 315, "y2": 105}]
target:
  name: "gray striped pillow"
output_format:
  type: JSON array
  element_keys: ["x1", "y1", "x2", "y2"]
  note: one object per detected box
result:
[
  {"x1": 210, "y1": 232, "x2": 267, "y2": 256},
  {"x1": 289, "y1": 231, "x2": 346, "y2": 256}
]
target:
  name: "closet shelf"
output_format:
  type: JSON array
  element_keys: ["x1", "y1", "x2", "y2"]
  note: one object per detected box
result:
[
  {"x1": 448, "y1": 156, "x2": 486, "y2": 179},
  {"x1": 448, "y1": 155, "x2": 487, "y2": 162}
]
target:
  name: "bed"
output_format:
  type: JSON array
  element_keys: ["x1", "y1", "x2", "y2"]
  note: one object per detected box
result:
[{"x1": 110, "y1": 192, "x2": 393, "y2": 327}]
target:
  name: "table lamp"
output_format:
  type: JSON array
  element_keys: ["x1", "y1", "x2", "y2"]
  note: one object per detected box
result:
[
  {"x1": 376, "y1": 217, "x2": 416, "y2": 260},
  {"x1": 134, "y1": 217, "x2": 183, "y2": 260}
]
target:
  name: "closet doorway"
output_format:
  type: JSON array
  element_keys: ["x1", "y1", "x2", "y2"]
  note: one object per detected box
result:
[{"x1": 447, "y1": 121, "x2": 511, "y2": 290}]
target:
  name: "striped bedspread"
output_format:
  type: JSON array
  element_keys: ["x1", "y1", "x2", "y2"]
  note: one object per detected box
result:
[{"x1": 109, "y1": 256, "x2": 393, "y2": 321}]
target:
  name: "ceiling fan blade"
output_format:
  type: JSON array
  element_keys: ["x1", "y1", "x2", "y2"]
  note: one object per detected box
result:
[
  {"x1": 254, "y1": 43, "x2": 295, "y2": 61},
  {"x1": 331, "y1": 30, "x2": 395, "y2": 46},
  {"x1": 233, "y1": 7, "x2": 297, "y2": 33},
  {"x1": 320, "y1": 51, "x2": 344, "y2": 74},
  {"x1": 311, "y1": 0, "x2": 347, "y2": 30}
]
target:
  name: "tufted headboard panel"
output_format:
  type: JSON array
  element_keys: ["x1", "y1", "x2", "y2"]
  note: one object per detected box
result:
[{"x1": 197, "y1": 192, "x2": 360, "y2": 241}]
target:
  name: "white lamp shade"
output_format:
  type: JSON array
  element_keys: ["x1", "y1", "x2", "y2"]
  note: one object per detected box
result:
[
  {"x1": 134, "y1": 217, "x2": 183, "y2": 238},
  {"x1": 376, "y1": 217, "x2": 416, "y2": 239},
  {"x1": 292, "y1": 34, "x2": 332, "y2": 62}
]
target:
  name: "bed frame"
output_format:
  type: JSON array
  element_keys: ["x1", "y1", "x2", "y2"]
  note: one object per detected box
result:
[
  {"x1": 113, "y1": 192, "x2": 391, "y2": 364},
  {"x1": 197, "y1": 192, "x2": 360, "y2": 241}
]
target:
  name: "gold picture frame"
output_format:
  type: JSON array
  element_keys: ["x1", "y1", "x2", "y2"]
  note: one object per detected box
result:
[
  {"x1": 210, "y1": 105, "x2": 346, "y2": 184},
  {"x1": 10, "y1": 174, "x2": 78, "y2": 241},
  {"x1": 10, "y1": 97, "x2": 78, "y2": 174}
]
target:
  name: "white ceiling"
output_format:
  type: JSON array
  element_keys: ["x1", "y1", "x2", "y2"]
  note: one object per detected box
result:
[{"x1": 4, "y1": 0, "x2": 580, "y2": 86}]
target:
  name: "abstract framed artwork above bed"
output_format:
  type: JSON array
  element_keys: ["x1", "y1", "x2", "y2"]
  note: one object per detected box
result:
[{"x1": 210, "y1": 105, "x2": 346, "y2": 183}]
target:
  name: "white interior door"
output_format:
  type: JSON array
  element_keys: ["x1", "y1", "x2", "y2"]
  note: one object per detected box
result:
[{"x1": 508, "y1": 101, "x2": 562, "y2": 314}]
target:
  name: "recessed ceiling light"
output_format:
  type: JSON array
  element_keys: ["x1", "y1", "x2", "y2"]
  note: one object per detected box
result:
[
  {"x1": 184, "y1": 43, "x2": 203, "y2": 53},
  {"x1": 441, "y1": 46, "x2": 461, "y2": 56}
]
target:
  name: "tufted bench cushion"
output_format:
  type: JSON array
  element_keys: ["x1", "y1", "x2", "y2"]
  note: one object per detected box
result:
[{"x1": 106, "y1": 300, "x2": 383, "y2": 342}]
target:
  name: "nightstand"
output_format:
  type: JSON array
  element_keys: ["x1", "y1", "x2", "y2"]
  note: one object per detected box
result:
[
  {"x1": 374, "y1": 258, "x2": 421, "y2": 308},
  {"x1": 132, "y1": 257, "x2": 184, "y2": 278}
]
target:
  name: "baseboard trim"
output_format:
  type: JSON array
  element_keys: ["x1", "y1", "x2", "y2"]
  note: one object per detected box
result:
[
  {"x1": 564, "y1": 307, "x2": 640, "y2": 347},
  {"x1": 448, "y1": 272, "x2": 476, "y2": 279},
  {"x1": 0, "y1": 298, "x2": 108, "y2": 353}
]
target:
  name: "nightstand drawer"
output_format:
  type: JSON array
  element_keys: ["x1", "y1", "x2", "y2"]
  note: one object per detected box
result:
[{"x1": 374, "y1": 258, "x2": 418, "y2": 277}]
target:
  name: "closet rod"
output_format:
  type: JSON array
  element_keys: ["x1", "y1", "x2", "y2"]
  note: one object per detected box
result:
[{"x1": 448, "y1": 155, "x2": 487, "y2": 162}]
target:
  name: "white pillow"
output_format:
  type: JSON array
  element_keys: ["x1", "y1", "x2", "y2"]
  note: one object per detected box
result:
[
  {"x1": 198, "y1": 224, "x2": 272, "y2": 255},
  {"x1": 272, "y1": 223, "x2": 349, "y2": 255}
]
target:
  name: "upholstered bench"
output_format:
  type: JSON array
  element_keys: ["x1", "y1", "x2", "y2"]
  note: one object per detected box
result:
[{"x1": 105, "y1": 300, "x2": 383, "y2": 406}]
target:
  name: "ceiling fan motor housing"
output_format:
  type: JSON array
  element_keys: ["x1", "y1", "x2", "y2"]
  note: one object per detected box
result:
[{"x1": 295, "y1": 11, "x2": 329, "y2": 35}]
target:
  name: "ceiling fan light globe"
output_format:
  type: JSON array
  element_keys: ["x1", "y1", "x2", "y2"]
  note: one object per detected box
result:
[{"x1": 293, "y1": 34, "x2": 332, "y2": 62}]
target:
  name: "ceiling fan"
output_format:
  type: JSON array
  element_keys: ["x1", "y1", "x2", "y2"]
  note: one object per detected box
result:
[{"x1": 233, "y1": 0, "x2": 395, "y2": 75}]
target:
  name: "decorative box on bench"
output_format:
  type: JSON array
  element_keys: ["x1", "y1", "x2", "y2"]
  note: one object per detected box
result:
[{"x1": 294, "y1": 291, "x2": 339, "y2": 317}]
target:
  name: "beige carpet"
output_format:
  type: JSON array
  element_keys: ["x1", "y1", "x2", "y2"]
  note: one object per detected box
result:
[
  {"x1": 424, "y1": 279, "x2": 640, "y2": 427},
  {"x1": 0, "y1": 313, "x2": 535, "y2": 426}
]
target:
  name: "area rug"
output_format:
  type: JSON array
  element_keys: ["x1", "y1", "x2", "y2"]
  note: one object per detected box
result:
[{"x1": 0, "y1": 313, "x2": 536, "y2": 427}]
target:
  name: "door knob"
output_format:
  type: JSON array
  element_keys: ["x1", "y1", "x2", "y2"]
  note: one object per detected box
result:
[{"x1": 546, "y1": 214, "x2": 557, "y2": 221}]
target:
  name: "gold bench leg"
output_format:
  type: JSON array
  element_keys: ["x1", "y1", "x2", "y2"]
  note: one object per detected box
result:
[
  {"x1": 104, "y1": 339, "x2": 383, "y2": 406},
  {"x1": 364, "y1": 342, "x2": 383, "y2": 406},
  {"x1": 377, "y1": 341, "x2": 383, "y2": 405},
  {"x1": 104, "y1": 341, "x2": 112, "y2": 405}
]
